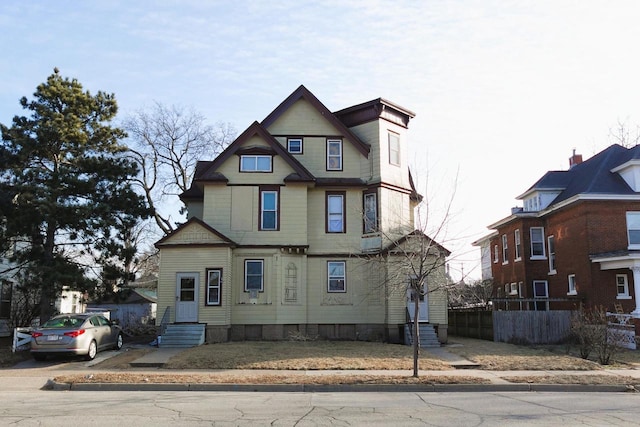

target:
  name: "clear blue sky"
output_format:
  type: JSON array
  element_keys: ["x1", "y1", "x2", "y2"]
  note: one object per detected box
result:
[{"x1": 3, "y1": 1, "x2": 640, "y2": 280}]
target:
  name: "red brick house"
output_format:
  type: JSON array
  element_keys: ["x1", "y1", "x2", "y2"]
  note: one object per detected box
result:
[{"x1": 478, "y1": 144, "x2": 640, "y2": 317}]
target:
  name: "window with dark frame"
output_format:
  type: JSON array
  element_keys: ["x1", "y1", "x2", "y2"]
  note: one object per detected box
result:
[
  {"x1": 327, "y1": 261, "x2": 346, "y2": 292},
  {"x1": 240, "y1": 155, "x2": 272, "y2": 172},
  {"x1": 244, "y1": 260, "x2": 264, "y2": 292},
  {"x1": 206, "y1": 269, "x2": 222, "y2": 306},
  {"x1": 287, "y1": 138, "x2": 303, "y2": 154},
  {"x1": 327, "y1": 139, "x2": 343, "y2": 171},
  {"x1": 363, "y1": 192, "x2": 377, "y2": 233},
  {"x1": 327, "y1": 192, "x2": 345, "y2": 233},
  {"x1": 260, "y1": 188, "x2": 279, "y2": 230}
]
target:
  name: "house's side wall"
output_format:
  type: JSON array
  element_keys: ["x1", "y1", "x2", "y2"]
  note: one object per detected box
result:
[{"x1": 157, "y1": 246, "x2": 233, "y2": 330}]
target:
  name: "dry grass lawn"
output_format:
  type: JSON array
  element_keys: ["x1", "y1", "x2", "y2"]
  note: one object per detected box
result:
[{"x1": 162, "y1": 340, "x2": 452, "y2": 370}]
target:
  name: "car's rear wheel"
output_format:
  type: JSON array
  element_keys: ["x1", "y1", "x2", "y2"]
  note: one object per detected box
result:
[
  {"x1": 85, "y1": 340, "x2": 97, "y2": 361},
  {"x1": 32, "y1": 353, "x2": 47, "y2": 361},
  {"x1": 114, "y1": 333, "x2": 123, "y2": 350}
]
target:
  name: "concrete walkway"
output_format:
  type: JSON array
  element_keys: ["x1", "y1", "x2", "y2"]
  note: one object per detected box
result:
[{"x1": 4, "y1": 344, "x2": 640, "y2": 393}]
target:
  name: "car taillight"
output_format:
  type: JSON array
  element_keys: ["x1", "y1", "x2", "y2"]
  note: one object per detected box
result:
[
  {"x1": 64, "y1": 329, "x2": 85, "y2": 338},
  {"x1": 31, "y1": 332, "x2": 43, "y2": 338}
]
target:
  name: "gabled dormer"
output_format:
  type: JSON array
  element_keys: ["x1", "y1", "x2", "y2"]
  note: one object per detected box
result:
[{"x1": 612, "y1": 158, "x2": 640, "y2": 192}]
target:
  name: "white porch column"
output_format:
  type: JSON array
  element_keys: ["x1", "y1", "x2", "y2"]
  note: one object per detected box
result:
[{"x1": 631, "y1": 266, "x2": 640, "y2": 318}]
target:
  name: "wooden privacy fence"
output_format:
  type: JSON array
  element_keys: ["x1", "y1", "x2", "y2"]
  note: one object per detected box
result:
[
  {"x1": 449, "y1": 309, "x2": 573, "y2": 344},
  {"x1": 448, "y1": 310, "x2": 494, "y2": 340},
  {"x1": 493, "y1": 310, "x2": 572, "y2": 344}
]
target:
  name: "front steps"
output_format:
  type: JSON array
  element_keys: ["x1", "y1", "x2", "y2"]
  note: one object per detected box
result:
[
  {"x1": 159, "y1": 323, "x2": 205, "y2": 348},
  {"x1": 404, "y1": 323, "x2": 440, "y2": 348}
]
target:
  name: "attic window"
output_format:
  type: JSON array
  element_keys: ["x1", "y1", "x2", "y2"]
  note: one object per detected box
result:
[
  {"x1": 287, "y1": 138, "x2": 303, "y2": 154},
  {"x1": 240, "y1": 155, "x2": 272, "y2": 172}
]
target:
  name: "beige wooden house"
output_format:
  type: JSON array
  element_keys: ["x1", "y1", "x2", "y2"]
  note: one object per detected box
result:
[{"x1": 155, "y1": 86, "x2": 449, "y2": 344}]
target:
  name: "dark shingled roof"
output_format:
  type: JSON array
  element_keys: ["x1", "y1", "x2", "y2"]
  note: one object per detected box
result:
[{"x1": 524, "y1": 144, "x2": 640, "y2": 208}]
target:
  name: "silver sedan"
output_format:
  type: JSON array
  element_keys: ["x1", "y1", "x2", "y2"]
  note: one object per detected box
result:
[{"x1": 30, "y1": 313, "x2": 123, "y2": 361}]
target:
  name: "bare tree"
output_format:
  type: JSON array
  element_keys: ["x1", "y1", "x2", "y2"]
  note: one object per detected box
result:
[
  {"x1": 449, "y1": 279, "x2": 494, "y2": 309},
  {"x1": 608, "y1": 118, "x2": 640, "y2": 148},
  {"x1": 123, "y1": 103, "x2": 236, "y2": 234},
  {"x1": 357, "y1": 170, "x2": 458, "y2": 378}
]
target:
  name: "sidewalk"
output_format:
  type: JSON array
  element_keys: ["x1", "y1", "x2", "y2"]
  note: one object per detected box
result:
[{"x1": 4, "y1": 345, "x2": 640, "y2": 393}]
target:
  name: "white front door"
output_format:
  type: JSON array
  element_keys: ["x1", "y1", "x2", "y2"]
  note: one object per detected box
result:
[
  {"x1": 176, "y1": 273, "x2": 199, "y2": 323},
  {"x1": 406, "y1": 284, "x2": 429, "y2": 323}
]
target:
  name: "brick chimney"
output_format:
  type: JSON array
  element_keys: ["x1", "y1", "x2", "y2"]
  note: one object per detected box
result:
[{"x1": 569, "y1": 149, "x2": 583, "y2": 169}]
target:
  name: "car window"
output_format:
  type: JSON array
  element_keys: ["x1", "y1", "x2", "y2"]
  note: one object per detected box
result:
[
  {"x1": 90, "y1": 317, "x2": 101, "y2": 327},
  {"x1": 42, "y1": 316, "x2": 84, "y2": 328},
  {"x1": 97, "y1": 316, "x2": 110, "y2": 326}
]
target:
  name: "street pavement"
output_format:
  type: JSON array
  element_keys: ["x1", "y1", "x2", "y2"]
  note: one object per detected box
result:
[{"x1": 3, "y1": 344, "x2": 640, "y2": 393}]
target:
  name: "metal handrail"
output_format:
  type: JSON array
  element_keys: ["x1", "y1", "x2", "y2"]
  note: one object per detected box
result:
[{"x1": 159, "y1": 306, "x2": 170, "y2": 336}]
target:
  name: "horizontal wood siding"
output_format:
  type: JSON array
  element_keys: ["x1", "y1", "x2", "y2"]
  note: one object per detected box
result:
[
  {"x1": 157, "y1": 247, "x2": 232, "y2": 326},
  {"x1": 306, "y1": 188, "x2": 363, "y2": 253}
]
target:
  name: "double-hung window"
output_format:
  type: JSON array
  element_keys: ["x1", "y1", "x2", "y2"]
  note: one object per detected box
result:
[
  {"x1": 240, "y1": 155, "x2": 272, "y2": 172},
  {"x1": 363, "y1": 192, "x2": 377, "y2": 233},
  {"x1": 327, "y1": 261, "x2": 346, "y2": 292},
  {"x1": 388, "y1": 132, "x2": 400, "y2": 166},
  {"x1": 244, "y1": 260, "x2": 264, "y2": 292},
  {"x1": 616, "y1": 274, "x2": 630, "y2": 299},
  {"x1": 260, "y1": 188, "x2": 279, "y2": 230},
  {"x1": 627, "y1": 212, "x2": 640, "y2": 249},
  {"x1": 533, "y1": 280, "x2": 549, "y2": 311},
  {"x1": 206, "y1": 269, "x2": 222, "y2": 306},
  {"x1": 501, "y1": 234, "x2": 508, "y2": 264},
  {"x1": 548, "y1": 235, "x2": 556, "y2": 273},
  {"x1": 514, "y1": 229, "x2": 522, "y2": 260},
  {"x1": 327, "y1": 139, "x2": 343, "y2": 171},
  {"x1": 493, "y1": 245, "x2": 499, "y2": 263},
  {"x1": 530, "y1": 227, "x2": 546, "y2": 258},
  {"x1": 327, "y1": 192, "x2": 345, "y2": 233},
  {"x1": 568, "y1": 274, "x2": 577, "y2": 295}
]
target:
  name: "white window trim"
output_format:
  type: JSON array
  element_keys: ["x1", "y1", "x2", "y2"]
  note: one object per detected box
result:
[
  {"x1": 530, "y1": 227, "x2": 546, "y2": 259},
  {"x1": 327, "y1": 261, "x2": 346, "y2": 293},
  {"x1": 388, "y1": 132, "x2": 400, "y2": 166},
  {"x1": 327, "y1": 139, "x2": 343, "y2": 171},
  {"x1": 567, "y1": 274, "x2": 577, "y2": 296},
  {"x1": 240, "y1": 155, "x2": 272, "y2": 172},
  {"x1": 514, "y1": 229, "x2": 522, "y2": 261},
  {"x1": 533, "y1": 280, "x2": 549, "y2": 298},
  {"x1": 363, "y1": 192, "x2": 377, "y2": 234},
  {"x1": 493, "y1": 245, "x2": 499, "y2": 263},
  {"x1": 627, "y1": 212, "x2": 640, "y2": 250},
  {"x1": 616, "y1": 274, "x2": 631, "y2": 299},
  {"x1": 244, "y1": 260, "x2": 264, "y2": 292},
  {"x1": 501, "y1": 234, "x2": 509, "y2": 265},
  {"x1": 547, "y1": 235, "x2": 556, "y2": 274},
  {"x1": 287, "y1": 138, "x2": 303, "y2": 154},
  {"x1": 260, "y1": 190, "x2": 278, "y2": 231},
  {"x1": 206, "y1": 269, "x2": 222, "y2": 306},
  {"x1": 509, "y1": 282, "x2": 518, "y2": 295}
]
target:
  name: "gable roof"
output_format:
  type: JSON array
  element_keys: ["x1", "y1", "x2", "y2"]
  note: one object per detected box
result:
[
  {"x1": 381, "y1": 229, "x2": 451, "y2": 257},
  {"x1": 195, "y1": 121, "x2": 315, "y2": 184},
  {"x1": 261, "y1": 85, "x2": 370, "y2": 158},
  {"x1": 155, "y1": 217, "x2": 237, "y2": 248},
  {"x1": 521, "y1": 144, "x2": 640, "y2": 208}
]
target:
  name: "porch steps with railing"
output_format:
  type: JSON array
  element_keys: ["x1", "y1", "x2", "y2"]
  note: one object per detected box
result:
[
  {"x1": 159, "y1": 323, "x2": 205, "y2": 348},
  {"x1": 404, "y1": 323, "x2": 440, "y2": 348}
]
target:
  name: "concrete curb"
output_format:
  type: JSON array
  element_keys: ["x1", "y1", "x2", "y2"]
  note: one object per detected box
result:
[{"x1": 48, "y1": 381, "x2": 637, "y2": 393}]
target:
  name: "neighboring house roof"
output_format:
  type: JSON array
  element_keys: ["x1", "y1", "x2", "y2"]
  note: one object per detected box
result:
[
  {"x1": 262, "y1": 85, "x2": 371, "y2": 157},
  {"x1": 523, "y1": 144, "x2": 639, "y2": 204},
  {"x1": 89, "y1": 288, "x2": 157, "y2": 305},
  {"x1": 382, "y1": 229, "x2": 451, "y2": 257}
]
